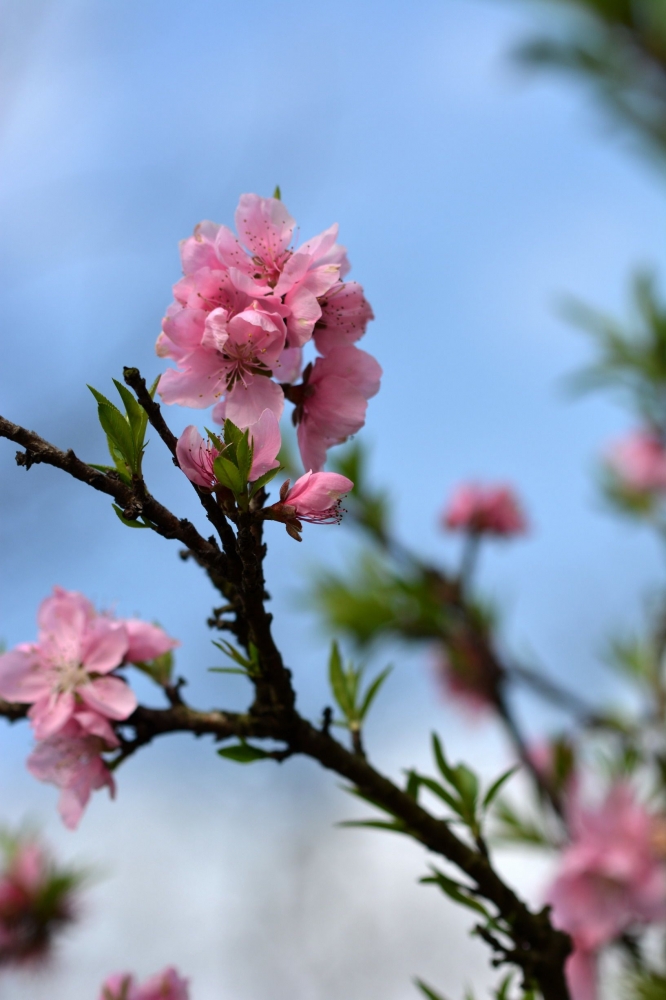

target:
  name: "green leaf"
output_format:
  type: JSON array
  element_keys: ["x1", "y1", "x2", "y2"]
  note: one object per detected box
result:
[
  {"x1": 112, "y1": 379, "x2": 144, "y2": 437},
  {"x1": 249, "y1": 465, "x2": 281, "y2": 497},
  {"x1": 235, "y1": 429, "x2": 253, "y2": 485},
  {"x1": 217, "y1": 742, "x2": 269, "y2": 763},
  {"x1": 358, "y1": 665, "x2": 392, "y2": 720},
  {"x1": 213, "y1": 454, "x2": 244, "y2": 494},
  {"x1": 414, "y1": 775, "x2": 462, "y2": 815},
  {"x1": 97, "y1": 402, "x2": 135, "y2": 468},
  {"x1": 273, "y1": 184, "x2": 281, "y2": 200},
  {"x1": 420, "y1": 868, "x2": 491, "y2": 919},
  {"x1": 432, "y1": 734, "x2": 457, "y2": 785},
  {"x1": 208, "y1": 667, "x2": 249, "y2": 676},
  {"x1": 132, "y1": 649, "x2": 173, "y2": 685},
  {"x1": 414, "y1": 979, "x2": 450, "y2": 1000},
  {"x1": 405, "y1": 769, "x2": 420, "y2": 800},
  {"x1": 329, "y1": 641, "x2": 353, "y2": 717},
  {"x1": 451, "y1": 764, "x2": 479, "y2": 814},
  {"x1": 338, "y1": 819, "x2": 406, "y2": 833},
  {"x1": 112, "y1": 504, "x2": 150, "y2": 528},
  {"x1": 482, "y1": 766, "x2": 519, "y2": 812}
]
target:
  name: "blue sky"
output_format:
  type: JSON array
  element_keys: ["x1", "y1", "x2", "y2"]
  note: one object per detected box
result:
[{"x1": 0, "y1": 1, "x2": 664, "y2": 996}]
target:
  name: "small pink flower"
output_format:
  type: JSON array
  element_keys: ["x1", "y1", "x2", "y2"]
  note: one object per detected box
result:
[
  {"x1": 294, "y1": 345, "x2": 382, "y2": 472},
  {"x1": 0, "y1": 836, "x2": 80, "y2": 965},
  {"x1": 27, "y1": 723, "x2": 116, "y2": 829},
  {"x1": 547, "y1": 783, "x2": 666, "y2": 959},
  {"x1": 281, "y1": 471, "x2": 353, "y2": 523},
  {"x1": 100, "y1": 967, "x2": 189, "y2": 1000},
  {"x1": 443, "y1": 484, "x2": 527, "y2": 537},
  {"x1": 0, "y1": 587, "x2": 136, "y2": 742},
  {"x1": 605, "y1": 429, "x2": 666, "y2": 494},
  {"x1": 432, "y1": 645, "x2": 494, "y2": 717},
  {"x1": 176, "y1": 408, "x2": 281, "y2": 490}
]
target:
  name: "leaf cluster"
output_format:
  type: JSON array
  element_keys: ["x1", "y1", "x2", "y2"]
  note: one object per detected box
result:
[
  {"x1": 327, "y1": 641, "x2": 391, "y2": 735},
  {"x1": 210, "y1": 420, "x2": 280, "y2": 505},
  {"x1": 514, "y1": 0, "x2": 666, "y2": 158}
]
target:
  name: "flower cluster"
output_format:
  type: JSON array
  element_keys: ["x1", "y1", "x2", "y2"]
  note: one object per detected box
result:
[
  {"x1": 0, "y1": 587, "x2": 177, "y2": 828},
  {"x1": 0, "y1": 834, "x2": 81, "y2": 966},
  {"x1": 157, "y1": 192, "x2": 381, "y2": 471},
  {"x1": 442, "y1": 483, "x2": 527, "y2": 537},
  {"x1": 547, "y1": 783, "x2": 666, "y2": 1000},
  {"x1": 605, "y1": 429, "x2": 666, "y2": 496},
  {"x1": 100, "y1": 966, "x2": 189, "y2": 1000},
  {"x1": 176, "y1": 412, "x2": 353, "y2": 540}
]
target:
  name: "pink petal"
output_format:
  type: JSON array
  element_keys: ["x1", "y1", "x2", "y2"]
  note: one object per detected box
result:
[
  {"x1": 158, "y1": 352, "x2": 229, "y2": 409},
  {"x1": 233, "y1": 193, "x2": 295, "y2": 259},
  {"x1": 249, "y1": 409, "x2": 282, "y2": 481},
  {"x1": 0, "y1": 648, "x2": 50, "y2": 703},
  {"x1": 73, "y1": 709, "x2": 120, "y2": 746},
  {"x1": 286, "y1": 472, "x2": 353, "y2": 512},
  {"x1": 82, "y1": 620, "x2": 128, "y2": 675},
  {"x1": 176, "y1": 426, "x2": 216, "y2": 489},
  {"x1": 179, "y1": 220, "x2": 221, "y2": 274},
  {"x1": 29, "y1": 692, "x2": 76, "y2": 739},
  {"x1": 124, "y1": 620, "x2": 178, "y2": 663},
  {"x1": 79, "y1": 677, "x2": 137, "y2": 721},
  {"x1": 283, "y1": 285, "x2": 322, "y2": 347},
  {"x1": 274, "y1": 347, "x2": 302, "y2": 384},
  {"x1": 225, "y1": 377, "x2": 284, "y2": 429}
]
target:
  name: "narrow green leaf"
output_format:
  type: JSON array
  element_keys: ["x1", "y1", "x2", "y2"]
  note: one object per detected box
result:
[
  {"x1": 338, "y1": 819, "x2": 406, "y2": 833},
  {"x1": 88, "y1": 385, "x2": 116, "y2": 408},
  {"x1": 358, "y1": 665, "x2": 392, "y2": 720},
  {"x1": 249, "y1": 465, "x2": 281, "y2": 497},
  {"x1": 451, "y1": 764, "x2": 479, "y2": 814},
  {"x1": 112, "y1": 379, "x2": 144, "y2": 436},
  {"x1": 98, "y1": 403, "x2": 135, "y2": 467},
  {"x1": 208, "y1": 667, "x2": 250, "y2": 676},
  {"x1": 421, "y1": 869, "x2": 490, "y2": 918},
  {"x1": 329, "y1": 641, "x2": 353, "y2": 717},
  {"x1": 112, "y1": 504, "x2": 150, "y2": 528},
  {"x1": 235, "y1": 429, "x2": 253, "y2": 485},
  {"x1": 217, "y1": 742, "x2": 269, "y2": 763},
  {"x1": 273, "y1": 185, "x2": 281, "y2": 200},
  {"x1": 415, "y1": 775, "x2": 463, "y2": 815},
  {"x1": 432, "y1": 733, "x2": 456, "y2": 785},
  {"x1": 414, "y1": 979, "x2": 450, "y2": 1000},
  {"x1": 212, "y1": 639, "x2": 252, "y2": 669},
  {"x1": 482, "y1": 765, "x2": 519, "y2": 812},
  {"x1": 405, "y1": 769, "x2": 420, "y2": 800},
  {"x1": 205, "y1": 427, "x2": 224, "y2": 452}
]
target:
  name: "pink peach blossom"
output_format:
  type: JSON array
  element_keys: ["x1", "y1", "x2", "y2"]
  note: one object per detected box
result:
[
  {"x1": 177, "y1": 409, "x2": 281, "y2": 490},
  {"x1": 282, "y1": 470, "x2": 353, "y2": 523},
  {"x1": 605, "y1": 429, "x2": 666, "y2": 494},
  {"x1": 313, "y1": 281, "x2": 374, "y2": 355},
  {"x1": 443, "y1": 484, "x2": 527, "y2": 537},
  {"x1": 295, "y1": 345, "x2": 382, "y2": 472},
  {"x1": 0, "y1": 587, "x2": 135, "y2": 743},
  {"x1": 100, "y1": 967, "x2": 189, "y2": 1000},
  {"x1": 564, "y1": 946, "x2": 597, "y2": 1000},
  {"x1": 28, "y1": 723, "x2": 116, "y2": 829},
  {"x1": 159, "y1": 302, "x2": 287, "y2": 426},
  {"x1": 546, "y1": 782, "x2": 666, "y2": 999}
]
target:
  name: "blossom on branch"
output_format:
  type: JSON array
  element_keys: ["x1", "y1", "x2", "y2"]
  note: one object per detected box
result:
[
  {"x1": 547, "y1": 783, "x2": 666, "y2": 1000},
  {"x1": 157, "y1": 192, "x2": 379, "y2": 471},
  {"x1": 176, "y1": 408, "x2": 281, "y2": 491},
  {"x1": 0, "y1": 835, "x2": 81, "y2": 965},
  {"x1": 442, "y1": 483, "x2": 527, "y2": 537},
  {"x1": 0, "y1": 588, "x2": 136, "y2": 743},
  {"x1": 266, "y1": 470, "x2": 353, "y2": 540},
  {"x1": 100, "y1": 966, "x2": 189, "y2": 1000}
]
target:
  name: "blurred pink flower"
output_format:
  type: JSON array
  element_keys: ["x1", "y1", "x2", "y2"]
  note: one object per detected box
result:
[
  {"x1": 295, "y1": 345, "x2": 382, "y2": 472},
  {"x1": 432, "y1": 645, "x2": 495, "y2": 717},
  {"x1": 123, "y1": 621, "x2": 178, "y2": 665},
  {"x1": 281, "y1": 470, "x2": 353, "y2": 523},
  {"x1": 28, "y1": 722, "x2": 116, "y2": 829},
  {"x1": 605, "y1": 429, "x2": 666, "y2": 494},
  {"x1": 547, "y1": 783, "x2": 666, "y2": 998},
  {"x1": 443, "y1": 484, "x2": 527, "y2": 537},
  {"x1": 0, "y1": 587, "x2": 135, "y2": 743},
  {"x1": 100, "y1": 966, "x2": 189, "y2": 1000},
  {"x1": 0, "y1": 837, "x2": 80, "y2": 965}
]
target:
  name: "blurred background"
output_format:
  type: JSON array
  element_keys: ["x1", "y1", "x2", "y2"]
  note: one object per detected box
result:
[{"x1": 1, "y1": 0, "x2": 664, "y2": 996}]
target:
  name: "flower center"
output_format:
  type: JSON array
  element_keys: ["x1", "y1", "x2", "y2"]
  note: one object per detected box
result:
[{"x1": 52, "y1": 660, "x2": 89, "y2": 694}]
